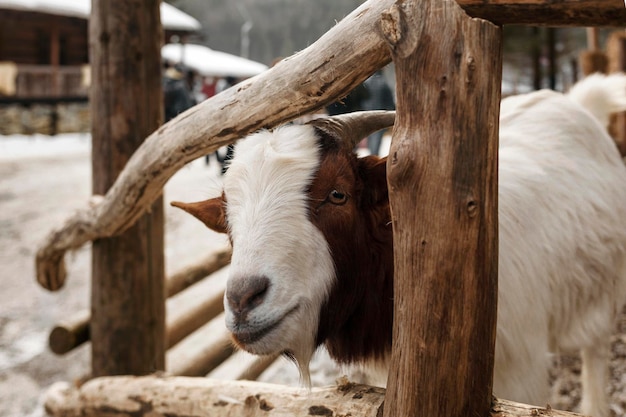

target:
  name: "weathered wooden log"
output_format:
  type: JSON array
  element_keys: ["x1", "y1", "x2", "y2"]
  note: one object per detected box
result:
[
  {"x1": 42, "y1": 375, "x2": 593, "y2": 417},
  {"x1": 48, "y1": 249, "x2": 231, "y2": 354},
  {"x1": 608, "y1": 30, "x2": 626, "y2": 74},
  {"x1": 166, "y1": 270, "x2": 227, "y2": 348},
  {"x1": 89, "y1": 0, "x2": 165, "y2": 377},
  {"x1": 382, "y1": 0, "x2": 501, "y2": 416},
  {"x1": 460, "y1": 0, "x2": 626, "y2": 26},
  {"x1": 166, "y1": 313, "x2": 235, "y2": 376},
  {"x1": 580, "y1": 25, "x2": 608, "y2": 77},
  {"x1": 580, "y1": 51, "x2": 609, "y2": 75},
  {"x1": 207, "y1": 350, "x2": 280, "y2": 381},
  {"x1": 166, "y1": 247, "x2": 232, "y2": 297},
  {"x1": 35, "y1": 0, "x2": 626, "y2": 293},
  {"x1": 48, "y1": 310, "x2": 90, "y2": 355}
]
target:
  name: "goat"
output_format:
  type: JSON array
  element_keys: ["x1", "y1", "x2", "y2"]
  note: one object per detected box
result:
[{"x1": 172, "y1": 73, "x2": 626, "y2": 417}]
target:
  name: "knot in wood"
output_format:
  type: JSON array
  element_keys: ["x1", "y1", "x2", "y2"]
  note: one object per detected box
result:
[
  {"x1": 309, "y1": 405, "x2": 334, "y2": 416},
  {"x1": 467, "y1": 199, "x2": 478, "y2": 218},
  {"x1": 380, "y1": 1, "x2": 423, "y2": 58},
  {"x1": 380, "y1": 6, "x2": 402, "y2": 47}
]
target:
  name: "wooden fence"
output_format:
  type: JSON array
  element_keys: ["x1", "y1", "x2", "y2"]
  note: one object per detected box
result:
[
  {"x1": 35, "y1": 0, "x2": 626, "y2": 416},
  {"x1": 0, "y1": 64, "x2": 88, "y2": 99}
]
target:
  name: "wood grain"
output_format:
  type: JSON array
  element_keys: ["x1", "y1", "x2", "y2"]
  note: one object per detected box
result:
[{"x1": 383, "y1": 0, "x2": 501, "y2": 416}]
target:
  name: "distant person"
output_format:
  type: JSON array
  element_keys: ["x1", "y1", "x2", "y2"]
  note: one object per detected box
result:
[
  {"x1": 162, "y1": 63, "x2": 195, "y2": 123},
  {"x1": 362, "y1": 70, "x2": 395, "y2": 156},
  {"x1": 214, "y1": 76, "x2": 238, "y2": 174},
  {"x1": 200, "y1": 76, "x2": 217, "y2": 101},
  {"x1": 185, "y1": 68, "x2": 203, "y2": 104}
]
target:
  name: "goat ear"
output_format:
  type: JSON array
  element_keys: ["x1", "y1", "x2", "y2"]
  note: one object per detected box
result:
[
  {"x1": 170, "y1": 197, "x2": 228, "y2": 234},
  {"x1": 358, "y1": 156, "x2": 389, "y2": 208}
]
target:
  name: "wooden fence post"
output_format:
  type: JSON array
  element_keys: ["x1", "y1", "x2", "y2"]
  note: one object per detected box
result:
[
  {"x1": 89, "y1": 0, "x2": 165, "y2": 376},
  {"x1": 382, "y1": 0, "x2": 501, "y2": 416},
  {"x1": 580, "y1": 27, "x2": 609, "y2": 76},
  {"x1": 607, "y1": 30, "x2": 626, "y2": 156}
]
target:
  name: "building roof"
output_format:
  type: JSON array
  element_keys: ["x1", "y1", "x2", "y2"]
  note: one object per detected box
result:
[
  {"x1": 162, "y1": 43, "x2": 268, "y2": 78},
  {"x1": 0, "y1": 0, "x2": 201, "y2": 31}
]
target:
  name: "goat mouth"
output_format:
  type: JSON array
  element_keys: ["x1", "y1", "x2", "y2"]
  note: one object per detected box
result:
[{"x1": 231, "y1": 304, "x2": 300, "y2": 347}]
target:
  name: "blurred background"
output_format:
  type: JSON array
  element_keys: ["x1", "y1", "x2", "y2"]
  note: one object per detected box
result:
[{"x1": 0, "y1": 0, "x2": 623, "y2": 136}]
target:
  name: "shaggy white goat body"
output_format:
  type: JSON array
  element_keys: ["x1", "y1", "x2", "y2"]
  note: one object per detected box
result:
[{"x1": 493, "y1": 73, "x2": 626, "y2": 417}]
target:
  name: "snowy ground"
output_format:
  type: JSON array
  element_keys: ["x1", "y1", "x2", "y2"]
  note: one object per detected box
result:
[{"x1": 1, "y1": 133, "x2": 625, "y2": 416}]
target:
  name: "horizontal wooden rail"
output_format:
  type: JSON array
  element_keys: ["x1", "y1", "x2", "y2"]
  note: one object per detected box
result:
[
  {"x1": 48, "y1": 247, "x2": 231, "y2": 355},
  {"x1": 166, "y1": 248, "x2": 232, "y2": 297},
  {"x1": 43, "y1": 375, "x2": 596, "y2": 417},
  {"x1": 166, "y1": 313, "x2": 235, "y2": 377},
  {"x1": 458, "y1": 0, "x2": 626, "y2": 26},
  {"x1": 48, "y1": 310, "x2": 90, "y2": 355},
  {"x1": 165, "y1": 270, "x2": 227, "y2": 348},
  {"x1": 208, "y1": 350, "x2": 280, "y2": 381}
]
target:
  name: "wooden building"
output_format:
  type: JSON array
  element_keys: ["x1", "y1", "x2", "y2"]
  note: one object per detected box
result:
[{"x1": 0, "y1": 1, "x2": 200, "y2": 101}]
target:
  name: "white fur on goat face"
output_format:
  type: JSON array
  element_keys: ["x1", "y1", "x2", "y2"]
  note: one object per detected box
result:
[{"x1": 222, "y1": 125, "x2": 335, "y2": 373}]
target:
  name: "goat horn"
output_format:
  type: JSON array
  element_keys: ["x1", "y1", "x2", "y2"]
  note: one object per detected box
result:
[{"x1": 307, "y1": 110, "x2": 396, "y2": 149}]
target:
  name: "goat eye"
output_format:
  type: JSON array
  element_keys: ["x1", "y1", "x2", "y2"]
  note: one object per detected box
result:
[{"x1": 328, "y1": 189, "x2": 348, "y2": 205}]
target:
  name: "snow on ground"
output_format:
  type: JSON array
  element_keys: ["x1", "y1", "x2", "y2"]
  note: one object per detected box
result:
[
  {"x1": 0, "y1": 133, "x2": 91, "y2": 160},
  {"x1": 0, "y1": 133, "x2": 219, "y2": 416}
]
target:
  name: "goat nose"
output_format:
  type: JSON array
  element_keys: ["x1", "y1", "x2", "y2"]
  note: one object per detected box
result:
[{"x1": 226, "y1": 276, "x2": 270, "y2": 316}]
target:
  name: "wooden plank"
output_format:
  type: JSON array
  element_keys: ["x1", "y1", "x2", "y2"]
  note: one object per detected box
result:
[
  {"x1": 207, "y1": 350, "x2": 279, "y2": 381},
  {"x1": 165, "y1": 269, "x2": 227, "y2": 348},
  {"x1": 458, "y1": 0, "x2": 626, "y2": 26},
  {"x1": 42, "y1": 375, "x2": 596, "y2": 417},
  {"x1": 166, "y1": 313, "x2": 235, "y2": 376},
  {"x1": 89, "y1": 0, "x2": 165, "y2": 377},
  {"x1": 1, "y1": 0, "x2": 623, "y2": 28},
  {"x1": 48, "y1": 310, "x2": 90, "y2": 355},
  {"x1": 47, "y1": 271, "x2": 227, "y2": 354},
  {"x1": 47, "y1": 249, "x2": 231, "y2": 355},
  {"x1": 0, "y1": 11, "x2": 88, "y2": 65},
  {"x1": 383, "y1": 0, "x2": 501, "y2": 416},
  {"x1": 166, "y1": 246, "x2": 231, "y2": 297}
]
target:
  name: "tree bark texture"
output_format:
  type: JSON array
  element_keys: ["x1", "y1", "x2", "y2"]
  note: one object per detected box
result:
[
  {"x1": 89, "y1": 0, "x2": 165, "y2": 376},
  {"x1": 460, "y1": 0, "x2": 625, "y2": 26},
  {"x1": 383, "y1": 1, "x2": 501, "y2": 416},
  {"x1": 43, "y1": 375, "x2": 595, "y2": 417}
]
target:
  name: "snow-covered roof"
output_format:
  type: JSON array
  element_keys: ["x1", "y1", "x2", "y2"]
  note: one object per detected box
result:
[
  {"x1": 162, "y1": 43, "x2": 268, "y2": 78},
  {"x1": 0, "y1": 0, "x2": 201, "y2": 31}
]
